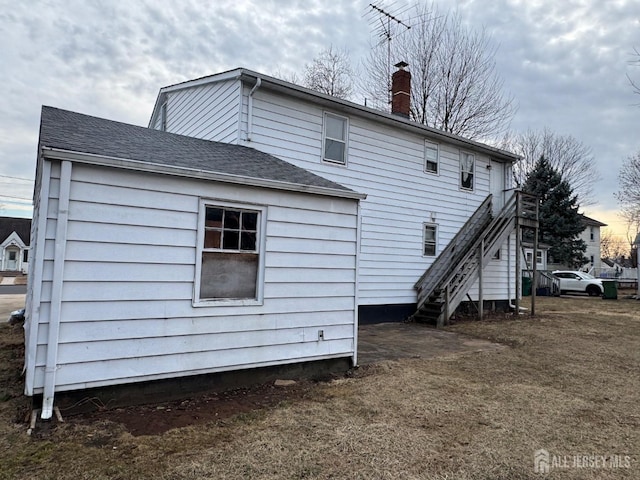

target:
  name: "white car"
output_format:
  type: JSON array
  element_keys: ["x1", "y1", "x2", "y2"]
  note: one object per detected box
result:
[{"x1": 552, "y1": 271, "x2": 603, "y2": 296}]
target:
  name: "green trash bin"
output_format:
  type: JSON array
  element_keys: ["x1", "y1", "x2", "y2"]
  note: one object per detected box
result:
[
  {"x1": 522, "y1": 276, "x2": 532, "y2": 296},
  {"x1": 602, "y1": 280, "x2": 618, "y2": 300}
]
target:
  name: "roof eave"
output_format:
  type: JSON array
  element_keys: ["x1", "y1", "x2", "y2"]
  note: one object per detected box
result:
[
  {"x1": 153, "y1": 67, "x2": 519, "y2": 163},
  {"x1": 243, "y1": 72, "x2": 519, "y2": 163},
  {"x1": 40, "y1": 147, "x2": 366, "y2": 201}
]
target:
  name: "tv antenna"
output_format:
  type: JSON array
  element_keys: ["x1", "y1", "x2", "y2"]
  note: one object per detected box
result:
[{"x1": 366, "y1": 2, "x2": 412, "y2": 104}]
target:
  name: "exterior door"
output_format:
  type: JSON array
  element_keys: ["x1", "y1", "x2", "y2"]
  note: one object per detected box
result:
[
  {"x1": 6, "y1": 248, "x2": 19, "y2": 270},
  {"x1": 490, "y1": 159, "x2": 505, "y2": 213}
]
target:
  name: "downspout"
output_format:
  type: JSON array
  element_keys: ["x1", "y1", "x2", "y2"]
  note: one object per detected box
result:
[
  {"x1": 41, "y1": 160, "x2": 72, "y2": 420},
  {"x1": 24, "y1": 160, "x2": 52, "y2": 393},
  {"x1": 246, "y1": 77, "x2": 262, "y2": 142},
  {"x1": 353, "y1": 200, "x2": 362, "y2": 367},
  {"x1": 507, "y1": 235, "x2": 511, "y2": 307}
]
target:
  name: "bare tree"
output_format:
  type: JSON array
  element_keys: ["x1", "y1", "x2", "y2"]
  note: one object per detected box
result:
[
  {"x1": 628, "y1": 47, "x2": 640, "y2": 101},
  {"x1": 600, "y1": 228, "x2": 629, "y2": 260},
  {"x1": 616, "y1": 151, "x2": 640, "y2": 247},
  {"x1": 302, "y1": 46, "x2": 354, "y2": 99},
  {"x1": 272, "y1": 69, "x2": 302, "y2": 86},
  {"x1": 507, "y1": 128, "x2": 598, "y2": 206},
  {"x1": 361, "y1": 2, "x2": 515, "y2": 141},
  {"x1": 617, "y1": 151, "x2": 640, "y2": 209}
]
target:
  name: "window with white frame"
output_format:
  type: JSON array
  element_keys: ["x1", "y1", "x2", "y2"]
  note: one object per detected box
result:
[
  {"x1": 460, "y1": 152, "x2": 475, "y2": 190},
  {"x1": 424, "y1": 141, "x2": 439, "y2": 174},
  {"x1": 590, "y1": 227, "x2": 594, "y2": 241},
  {"x1": 323, "y1": 112, "x2": 348, "y2": 165},
  {"x1": 196, "y1": 202, "x2": 264, "y2": 303},
  {"x1": 423, "y1": 223, "x2": 437, "y2": 256}
]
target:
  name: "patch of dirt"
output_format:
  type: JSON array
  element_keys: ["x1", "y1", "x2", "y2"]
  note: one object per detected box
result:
[{"x1": 68, "y1": 378, "x2": 330, "y2": 436}]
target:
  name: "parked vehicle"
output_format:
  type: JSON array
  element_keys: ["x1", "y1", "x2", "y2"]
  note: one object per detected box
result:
[
  {"x1": 8, "y1": 308, "x2": 25, "y2": 325},
  {"x1": 552, "y1": 271, "x2": 603, "y2": 296}
]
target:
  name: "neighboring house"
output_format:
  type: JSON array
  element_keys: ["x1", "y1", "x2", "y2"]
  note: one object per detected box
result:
[
  {"x1": 522, "y1": 243, "x2": 549, "y2": 271},
  {"x1": 26, "y1": 106, "x2": 363, "y2": 419},
  {"x1": 148, "y1": 66, "x2": 531, "y2": 324},
  {"x1": 579, "y1": 215, "x2": 606, "y2": 272},
  {"x1": 0, "y1": 216, "x2": 31, "y2": 273},
  {"x1": 547, "y1": 214, "x2": 607, "y2": 272}
]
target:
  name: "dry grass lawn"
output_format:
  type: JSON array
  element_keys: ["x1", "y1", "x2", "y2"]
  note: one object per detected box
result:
[{"x1": 1, "y1": 295, "x2": 639, "y2": 479}]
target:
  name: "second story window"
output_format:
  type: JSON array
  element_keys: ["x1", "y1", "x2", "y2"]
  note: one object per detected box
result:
[
  {"x1": 323, "y1": 113, "x2": 348, "y2": 165},
  {"x1": 425, "y1": 141, "x2": 439, "y2": 174},
  {"x1": 460, "y1": 152, "x2": 475, "y2": 191}
]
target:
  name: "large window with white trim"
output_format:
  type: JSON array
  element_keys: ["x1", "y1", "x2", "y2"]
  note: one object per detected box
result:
[
  {"x1": 460, "y1": 152, "x2": 475, "y2": 191},
  {"x1": 323, "y1": 112, "x2": 348, "y2": 165},
  {"x1": 423, "y1": 223, "x2": 438, "y2": 256},
  {"x1": 195, "y1": 201, "x2": 265, "y2": 304},
  {"x1": 424, "y1": 141, "x2": 439, "y2": 174}
]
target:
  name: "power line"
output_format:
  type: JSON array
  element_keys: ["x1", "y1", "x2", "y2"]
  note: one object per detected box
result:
[
  {"x1": 0, "y1": 194, "x2": 32, "y2": 201},
  {"x1": 0, "y1": 174, "x2": 33, "y2": 182}
]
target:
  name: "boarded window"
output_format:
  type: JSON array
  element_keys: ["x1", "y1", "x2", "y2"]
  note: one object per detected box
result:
[
  {"x1": 199, "y1": 206, "x2": 260, "y2": 300},
  {"x1": 323, "y1": 113, "x2": 348, "y2": 165},
  {"x1": 460, "y1": 152, "x2": 475, "y2": 190},
  {"x1": 423, "y1": 224, "x2": 437, "y2": 256},
  {"x1": 425, "y1": 141, "x2": 439, "y2": 174}
]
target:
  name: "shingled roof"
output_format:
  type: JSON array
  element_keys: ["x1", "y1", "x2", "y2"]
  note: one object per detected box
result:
[
  {"x1": 0, "y1": 216, "x2": 31, "y2": 245},
  {"x1": 39, "y1": 107, "x2": 362, "y2": 199}
]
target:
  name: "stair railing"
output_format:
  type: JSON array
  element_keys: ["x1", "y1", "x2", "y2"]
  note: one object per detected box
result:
[
  {"x1": 414, "y1": 194, "x2": 494, "y2": 307},
  {"x1": 413, "y1": 191, "x2": 538, "y2": 326}
]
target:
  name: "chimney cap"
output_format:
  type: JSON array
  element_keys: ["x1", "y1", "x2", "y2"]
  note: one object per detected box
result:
[{"x1": 394, "y1": 61, "x2": 409, "y2": 69}]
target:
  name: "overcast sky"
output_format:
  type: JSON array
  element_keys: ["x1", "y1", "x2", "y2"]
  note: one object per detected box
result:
[{"x1": 1, "y1": 0, "x2": 638, "y2": 238}]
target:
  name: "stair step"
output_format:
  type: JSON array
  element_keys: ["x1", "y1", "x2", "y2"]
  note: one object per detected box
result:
[{"x1": 412, "y1": 313, "x2": 439, "y2": 324}]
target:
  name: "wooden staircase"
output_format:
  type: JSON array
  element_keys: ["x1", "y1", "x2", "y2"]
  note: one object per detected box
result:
[{"x1": 412, "y1": 191, "x2": 538, "y2": 327}]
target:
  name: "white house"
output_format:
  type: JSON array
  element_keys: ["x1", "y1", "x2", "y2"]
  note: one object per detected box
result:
[
  {"x1": 0, "y1": 216, "x2": 31, "y2": 273},
  {"x1": 26, "y1": 106, "x2": 363, "y2": 419},
  {"x1": 579, "y1": 214, "x2": 606, "y2": 272},
  {"x1": 148, "y1": 66, "x2": 532, "y2": 324}
]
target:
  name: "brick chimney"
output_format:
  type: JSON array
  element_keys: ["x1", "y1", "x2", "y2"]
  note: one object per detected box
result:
[{"x1": 391, "y1": 61, "x2": 411, "y2": 119}]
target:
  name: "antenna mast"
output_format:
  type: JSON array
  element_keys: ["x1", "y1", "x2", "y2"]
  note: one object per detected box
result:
[{"x1": 367, "y1": 3, "x2": 411, "y2": 105}]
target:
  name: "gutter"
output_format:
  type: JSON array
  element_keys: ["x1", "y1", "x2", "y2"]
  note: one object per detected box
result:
[
  {"x1": 41, "y1": 147, "x2": 367, "y2": 201},
  {"x1": 237, "y1": 70, "x2": 519, "y2": 162},
  {"x1": 152, "y1": 67, "x2": 519, "y2": 163}
]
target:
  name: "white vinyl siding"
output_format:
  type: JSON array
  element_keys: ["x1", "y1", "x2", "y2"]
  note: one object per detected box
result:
[
  {"x1": 242, "y1": 89, "x2": 493, "y2": 305},
  {"x1": 467, "y1": 232, "x2": 517, "y2": 299},
  {"x1": 26, "y1": 162, "x2": 359, "y2": 394},
  {"x1": 160, "y1": 79, "x2": 241, "y2": 143},
  {"x1": 154, "y1": 81, "x2": 511, "y2": 306}
]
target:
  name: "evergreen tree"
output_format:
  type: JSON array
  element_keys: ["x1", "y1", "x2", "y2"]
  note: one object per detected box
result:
[{"x1": 523, "y1": 157, "x2": 588, "y2": 268}]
